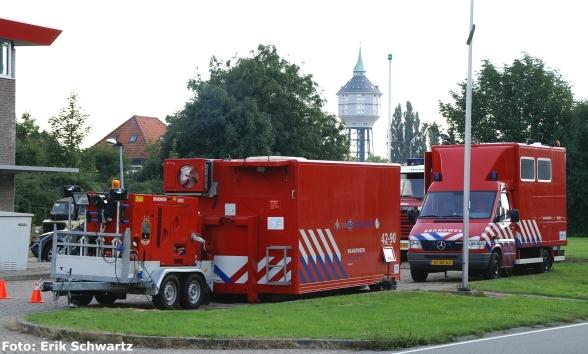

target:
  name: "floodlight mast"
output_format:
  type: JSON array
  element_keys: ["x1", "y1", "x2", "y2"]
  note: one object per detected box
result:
[
  {"x1": 461, "y1": 0, "x2": 476, "y2": 291},
  {"x1": 106, "y1": 138, "x2": 125, "y2": 189}
]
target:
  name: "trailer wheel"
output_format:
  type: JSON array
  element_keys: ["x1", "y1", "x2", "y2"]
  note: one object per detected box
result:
[
  {"x1": 180, "y1": 274, "x2": 208, "y2": 309},
  {"x1": 95, "y1": 294, "x2": 118, "y2": 306},
  {"x1": 153, "y1": 274, "x2": 180, "y2": 310},
  {"x1": 410, "y1": 268, "x2": 428, "y2": 282},
  {"x1": 484, "y1": 252, "x2": 502, "y2": 280},
  {"x1": 69, "y1": 294, "x2": 93, "y2": 307},
  {"x1": 535, "y1": 248, "x2": 552, "y2": 274}
]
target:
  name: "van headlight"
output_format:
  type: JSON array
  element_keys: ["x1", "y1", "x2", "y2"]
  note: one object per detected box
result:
[
  {"x1": 410, "y1": 240, "x2": 422, "y2": 249},
  {"x1": 468, "y1": 239, "x2": 486, "y2": 249}
]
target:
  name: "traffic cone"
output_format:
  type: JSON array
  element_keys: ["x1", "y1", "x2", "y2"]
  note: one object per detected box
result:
[
  {"x1": 29, "y1": 283, "x2": 44, "y2": 304},
  {"x1": 0, "y1": 279, "x2": 9, "y2": 300}
]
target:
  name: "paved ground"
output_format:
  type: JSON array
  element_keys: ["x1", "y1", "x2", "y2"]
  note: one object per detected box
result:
[{"x1": 0, "y1": 259, "x2": 462, "y2": 353}]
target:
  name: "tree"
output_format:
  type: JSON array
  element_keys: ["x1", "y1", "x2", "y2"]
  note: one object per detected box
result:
[
  {"x1": 163, "y1": 45, "x2": 349, "y2": 160},
  {"x1": 426, "y1": 122, "x2": 442, "y2": 147},
  {"x1": 49, "y1": 92, "x2": 91, "y2": 166},
  {"x1": 389, "y1": 101, "x2": 428, "y2": 163},
  {"x1": 439, "y1": 54, "x2": 574, "y2": 144},
  {"x1": 565, "y1": 101, "x2": 588, "y2": 234}
]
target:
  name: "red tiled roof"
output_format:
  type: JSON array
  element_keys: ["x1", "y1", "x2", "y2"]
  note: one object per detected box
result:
[{"x1": 94, "y1": 116, "x2": 167, "y2": 160}]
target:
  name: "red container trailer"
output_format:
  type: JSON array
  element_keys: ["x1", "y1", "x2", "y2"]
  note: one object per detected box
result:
[
  {"x1": 407, "y1": 143, "x2": 566, "y2": 281},
  {"x1": 171, "y1": 157, "x2": 401, "y2": 302},
  {"x1": 43, "y1": 157, "x2": 400, "y2": 309}
]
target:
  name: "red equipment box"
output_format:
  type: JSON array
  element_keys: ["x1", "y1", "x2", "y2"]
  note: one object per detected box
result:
[
  {"x1": 165, "y1": 157, "x2": 400, "y2": 302},
  {"x1": 126, "y1": 194, "x2": 202, "y2": 267}
]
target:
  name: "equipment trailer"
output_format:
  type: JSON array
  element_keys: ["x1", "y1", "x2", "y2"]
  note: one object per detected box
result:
[{"x1": 44, "y1": 157, "x2": 401, "y2": 309}]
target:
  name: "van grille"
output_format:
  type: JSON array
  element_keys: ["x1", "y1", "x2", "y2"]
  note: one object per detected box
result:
[{"x1": 420, "y1": 240, "x2": 462, "y2": 251}]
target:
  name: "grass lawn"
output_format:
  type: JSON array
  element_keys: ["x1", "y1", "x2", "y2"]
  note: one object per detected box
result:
[
  {"x1": 27, "y1": 291, "x2": 588, "y2": 347},
  {"x1": 472, "y1": 237, "x2": 588, "y2": 299}
]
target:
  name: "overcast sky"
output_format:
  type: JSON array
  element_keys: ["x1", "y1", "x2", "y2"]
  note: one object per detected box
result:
[{"x1": 4, "y1": 0, "x2": 588, "y2": 157}]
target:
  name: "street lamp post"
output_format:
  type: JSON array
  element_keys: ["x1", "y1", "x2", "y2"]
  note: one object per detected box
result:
[
  {"x1": 106, "y1": 138, "x2": 124, "y2": 189},
  {"x1": 387, "y1": 53, "x2": 393, "y2": 162},
  {"x1": 461, "y1": 0, "x2": 476, "y2": 291}
]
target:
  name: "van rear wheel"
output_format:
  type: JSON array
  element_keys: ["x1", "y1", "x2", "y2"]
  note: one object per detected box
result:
[{"x1": 535, "y1": 248, "x2": 552, "y2": 273}]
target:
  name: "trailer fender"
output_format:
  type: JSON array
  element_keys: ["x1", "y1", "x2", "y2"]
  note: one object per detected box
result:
[{"x1": 149, "y1": 261, "x2": 214, "y2": 293}]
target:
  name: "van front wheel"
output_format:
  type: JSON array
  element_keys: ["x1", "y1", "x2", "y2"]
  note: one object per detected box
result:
[{"x1": 484, "y1": 252, "x2": 502, "y2": 280}]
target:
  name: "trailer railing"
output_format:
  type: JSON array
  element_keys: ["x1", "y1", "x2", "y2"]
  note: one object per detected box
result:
[{"x1": 50, "y1": 228, "x2": 134, "y2": 283}]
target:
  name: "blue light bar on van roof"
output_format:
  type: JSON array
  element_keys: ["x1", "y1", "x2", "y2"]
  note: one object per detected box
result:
[{"x1": 433, "y1": 172, "x2": 442, "y2": 182}]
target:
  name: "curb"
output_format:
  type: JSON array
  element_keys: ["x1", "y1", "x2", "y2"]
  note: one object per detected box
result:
[{"x1": 15, "y1": 318, "x2": 392, "y2": 350}]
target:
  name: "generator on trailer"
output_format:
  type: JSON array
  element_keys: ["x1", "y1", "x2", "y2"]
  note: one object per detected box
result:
[{"x1": 43, "y1": 157, "x2": 401, "y2": 309}]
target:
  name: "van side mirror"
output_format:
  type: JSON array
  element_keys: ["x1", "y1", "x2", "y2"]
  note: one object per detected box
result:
[{"x1": 508, "y1": 209, "x2": 520, "y2": 223}]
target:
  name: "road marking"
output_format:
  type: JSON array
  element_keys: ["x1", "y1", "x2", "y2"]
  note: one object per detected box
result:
[{"x1": 395, "y1": 322, "x2": 588, "y2": 353}]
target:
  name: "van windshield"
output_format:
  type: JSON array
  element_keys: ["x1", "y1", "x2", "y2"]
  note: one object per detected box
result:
[{"x1": 420, "y1": 191, "x2": 496, "y2": 219}]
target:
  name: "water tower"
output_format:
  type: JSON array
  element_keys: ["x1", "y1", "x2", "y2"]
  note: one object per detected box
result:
[{"x1": 337, "y1": 47, "x2": 382, "y2": 161}]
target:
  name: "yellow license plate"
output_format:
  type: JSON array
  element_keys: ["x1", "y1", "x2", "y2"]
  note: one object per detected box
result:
[{"x1": 431, "y1": 259, "x2": 453, "y2": 266}]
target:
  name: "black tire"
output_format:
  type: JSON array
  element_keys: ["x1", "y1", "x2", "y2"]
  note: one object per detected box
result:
[
  {"x1": 95, "y1": 294, "x2": 118, "y2": 306},
  {"x1": 152, "y1": 274, "x2": 180, "y2": 310},
  {"x1": 42, "y1": 242, "x2": 65, "y2": 262},
  {"x1": 70, "y1": 294, "x2": 93, "y2": 307},
  {"x1": 180, "y1": 274, "x2": 208, "y2": 309},
  {"x1": 535, "y1": 248, "x2": 552, "y2": 274},
  {"x1": 410, "y1": 268, "x2": 428, "y2": 282},
  {"x1": 484, "y1": 252, "x2": 502, "y2": 280}
]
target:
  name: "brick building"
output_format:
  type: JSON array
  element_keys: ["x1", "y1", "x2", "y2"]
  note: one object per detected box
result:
[
  {"x1": 94, "y1": 115, "x2": 166, "y2": 168},
  {"x1": 0, "y1": 18, "x2": 77, "y2": 212}
]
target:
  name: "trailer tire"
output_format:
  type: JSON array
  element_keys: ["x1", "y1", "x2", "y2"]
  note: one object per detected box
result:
[
  {"x1": 180, "y1": 274, "x2": 208, "y2": 309},
  {"x1": 535, "y1": 248, "x2": 552, "y2": 274},
  {"x1": 484, "y1": 252, "x2": 502, "y2": 280},
  {"x1": 95, "y1": 294, "x2": 118, "y2": 306},
  {"x1": 152, "y1": 274, "x2": 180, "y2": 310},
  {"x1": 70, "y1": 294, "x2": 93, "y2": 307},
  {"x1": 410, "y1": 268, "x2": 428, "y2": 282}
]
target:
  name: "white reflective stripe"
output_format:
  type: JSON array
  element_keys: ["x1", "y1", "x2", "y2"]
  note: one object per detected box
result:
[
  {"x1": 532, "y1": 220, "x2": 542, "y2": 241},
  {"x1": 258, "y1": 256, "x2": 274, "y2": 272},
  {"x1": 517, "y1": 221, "x2": 528, "y2": 243},
  {"x1": 504, "y1": 222, "x2": 515, "y2": 239},
  {"x1": 324, "y1": 229, "x2": 342, "y2": 260},
  {"x1": 307, "y1": 230, "x2": 326, "y2": 259},
  {"x1": 515, "y1": 231, "x2": 522, "y2": 243},
  {"x1": 491, "y1": 223, "x2": 506, "y2": 239},
  {"x1": 448, "y1": 233, "x2": 463, "y2": 241},
  {"x1": 485, "y1": 225, "x2": 496, "y2": 239},
  {"x1": 299, "y1": 230, "x2": 317, "y2": 263},
  {"x1": 316, "y1": 229, "x2": 334, "y2": 261},
  {"x1": 259, "y1": 257, "x2": 291, "y2": 284},
  {"x1": 279, "y1": 270, "x2": 292, "y2": 283},
  {"x1": 421, "y1": 233, "x2": 438, "y2": 241},
  {"x1": 524, "y1": 220, "x2": 536, "y2": 242},
  {"x1": 298, "y1": 241, "x2": 309, "y2": 263},
  {"x1": 554, "y1": 256, "x2": 565, "y2": 262},
  {"x1": 235, "y1": 272, "x2": 248, "y2": 284},
  {"x1": 515, "y1": 257, "x2": 543, "y2": 264},
  {"x1": 497, "y1": 239, "x2": 516, "y2": 243},
  {"x1": 481, "y1": 234, "x2": 491, "y2": 243}
]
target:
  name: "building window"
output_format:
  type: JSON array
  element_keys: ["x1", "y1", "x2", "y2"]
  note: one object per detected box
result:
[
  {"x1": 129, "y1": 134, "x2": 138, "y2": 143},
  {"x1": 520, "y1": 157, "x2": 535, "y2": 181},
  {"x1": 356, "y1": 104, "x2": 365, "y2": 114},
  {"x1": 0, "y1": 40, "x2": 14, "y2": 79},
  {"x1": 537, "y1": 158, "x2": 552, "y2": 182}
]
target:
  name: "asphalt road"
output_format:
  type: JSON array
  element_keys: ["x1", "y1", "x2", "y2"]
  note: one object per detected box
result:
[{"x1": 391, "y1": 322, "x2": 588, "y2": 354}]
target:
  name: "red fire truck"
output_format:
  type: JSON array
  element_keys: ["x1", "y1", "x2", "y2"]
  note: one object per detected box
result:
[
  {"x1": 400, "y1": 163, "x2": 425, "y2": 256},
  {"x1": 43, "y1": 157, "x2": 400, "y2": 309},
  {"x1": 407, "y1": 143, "x2": 566, "y2": 282}
]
